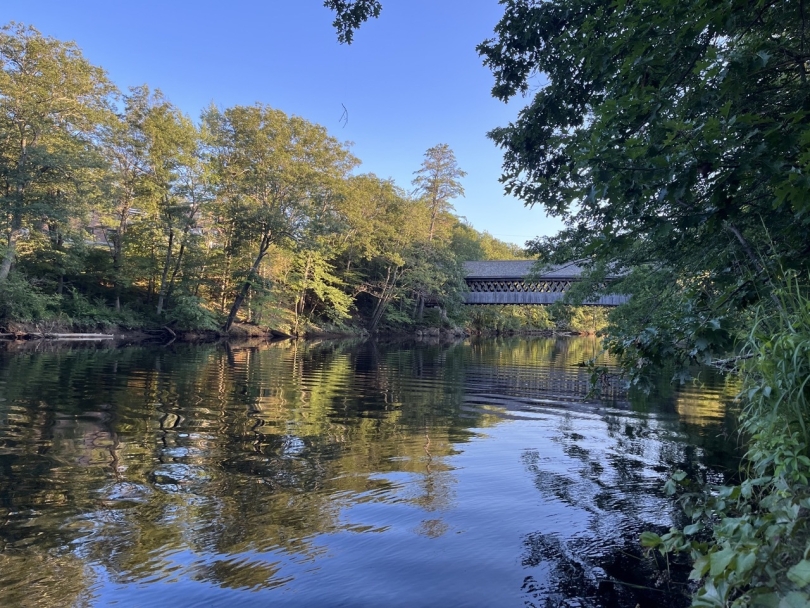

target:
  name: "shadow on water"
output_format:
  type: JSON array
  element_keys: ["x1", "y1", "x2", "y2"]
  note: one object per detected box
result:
[
  {"x1": 460, "y1": 337, "x2": 740, "y2": 607},
  {"x1": 0, "y1": 336, "x2": 740, "y2": 607}
]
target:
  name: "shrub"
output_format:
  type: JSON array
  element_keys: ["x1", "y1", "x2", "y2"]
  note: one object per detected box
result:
[
  {"x1": 61, "y1": 288, "x2": 118, "y2": 327},
  {"x1": 0, "y1": 275, "x2": 59, "y2": 323},
  {"x1": 646, "y1": 277, "x2": 810, "y2": 606},
  {"x1": 165, "y1": 295, "x2": 219, "y2": 331}
]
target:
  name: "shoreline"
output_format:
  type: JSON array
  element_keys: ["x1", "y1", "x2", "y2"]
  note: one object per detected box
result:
[{"x1": 0, "y1": 323, "x2": 591, "y2": 346}]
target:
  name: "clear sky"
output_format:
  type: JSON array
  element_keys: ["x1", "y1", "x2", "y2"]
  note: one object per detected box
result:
[{"x1": 3, "y1": 1, "x2": 562, "y2": 246}]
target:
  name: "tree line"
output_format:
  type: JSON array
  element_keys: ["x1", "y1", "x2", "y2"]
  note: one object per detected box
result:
[{"x1": 0, "y1": 22, "x2": 525, "y2": 334}]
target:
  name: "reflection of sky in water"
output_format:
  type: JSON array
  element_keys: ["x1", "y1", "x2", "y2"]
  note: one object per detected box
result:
[{"x1": 0, "y1": 337, "x2": 738, "y2": 607}]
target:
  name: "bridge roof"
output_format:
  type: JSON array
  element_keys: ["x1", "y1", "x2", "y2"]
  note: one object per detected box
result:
[{"x1": 463, "y1": 260, "x2": 585, "y2": 280}]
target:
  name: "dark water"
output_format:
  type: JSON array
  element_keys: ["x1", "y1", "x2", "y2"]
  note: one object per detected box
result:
[{"x1": 0, "y1": 337, "x2": 739, "y2": 607}]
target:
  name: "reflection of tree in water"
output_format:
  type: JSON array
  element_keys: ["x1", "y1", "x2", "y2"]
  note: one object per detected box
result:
[
  {"x1": 463, "y1": 337, "x2": 631, "y2": 410},
  {"x1": 517, "y1": 397, "x2": 737, "y2": 606},
  {"x1": 443, "y1": 336, "x2": 738, "y2": 606},
  {"x1": 0, "y1": 337, "x2": 739, "y2": 606},
  {"x1": 0, "y1": 339, "x2": 481, "y2": 601},
  {"x1": 0, "y1": 551, "x2": 93, "y2": 607},
  {"x1": 410, "y1": 426, "x2": 456, "y2": 538}
]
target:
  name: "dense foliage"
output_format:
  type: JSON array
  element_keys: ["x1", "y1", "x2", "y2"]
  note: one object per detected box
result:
[
  {"x1": 643, "y1": 281, "x2": 810, "y2": 607},
  {"x1": 476, "y1": 3, "x2": 810, "y2": 605},
  {"x1": 476, "y1": 0, "x2": 810, "y2": 375},
  {"x1": 328, "y1": 0, "x2": 810, "y2": 367},
  {"x1": 0, "y1": 22, "x2": 533, "y2": 335}
]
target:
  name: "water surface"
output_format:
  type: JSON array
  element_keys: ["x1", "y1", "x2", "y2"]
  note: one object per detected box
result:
[{"x1": 0, "y1": 337, "x2": 739, "y2": 607}]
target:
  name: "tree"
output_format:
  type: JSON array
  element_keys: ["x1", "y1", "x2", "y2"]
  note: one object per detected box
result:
[
  {"x1": 0, "y1": 22, "x2": 113, "y2": 282},
  {"x1": 323, "y1": 0, "x2": 382, "y2": 44},
  {"x1": 205, "y1": 104, "x2": 356, "y2": 331},
  {"x1": 135, "y1": 89, "x2": 199, "y2": 316},
  {"x1": 98, "y1": 96, "x2": 148, "y2": 311},
  {"x1": 99, "y1": 86, "x2": 200, "y2": 315},
  {"x1": 412, "y1": 144, "x2": 466, "y2": 242},
  {"x1": 336, "y1": 175, "x2": 413, "y2": 331},
  {"x1": 473, "y1": 0, "x2": 810, "y2": 370}
]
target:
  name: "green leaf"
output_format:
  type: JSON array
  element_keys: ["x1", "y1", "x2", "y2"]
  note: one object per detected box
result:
[
  {"x1": 709, "y1": 548, "x2": 736, "y2": 577},
  {"x1": 690, "y1": 554, "x2": 710, "y2": 580},
  {"x1": 787, "y1": 560, "x2": 810, "y2": 588},
  {"x1": 751, "y1": 592, "x2": 781, "y2": 607},
  {"x1": 684, "y1": 523, "x2": 701, "y2": 535},
  {"x1": 737, "y1": 551, "x2": 757, "y2": 575},
  {"x1": 779, "y1": 591, "x2": 810, "y2": 608},
  {"x1": 693, "y1": 579, "x2": 726, "y2": 607},
  {"x1": 640, "y1": 531, "x2": 662, "y2": 548}
]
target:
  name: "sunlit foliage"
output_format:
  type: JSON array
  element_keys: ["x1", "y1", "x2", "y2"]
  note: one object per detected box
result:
[{"x1": 0, "y1": 23, "x2": 527, "y2": 335}]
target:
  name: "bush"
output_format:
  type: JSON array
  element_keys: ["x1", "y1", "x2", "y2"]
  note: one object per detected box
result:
[
  {"x1": 60, "y1": 288, "x2": 118, "y2": 327},
  {"x1": 0, "y1": 275, "x2": 59, "y2": 323},
  {"x1": 165, "y1": 295, "x2": 220, "y2": 331},
  {"x1": 646, "y1": 277, "x2": 810, "y2": 606}
]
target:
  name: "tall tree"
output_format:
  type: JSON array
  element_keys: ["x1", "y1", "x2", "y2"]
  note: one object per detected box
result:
[
  {"x1": 116, "y1": 87, "x2": 199, "y2": 316},
  {"x1": 98, "y1": 101, "x2": 147, "y2": 310},
  {"x1": 336, "y1": 175, "x2": 415, "y2": 331},
  {"x1": 0, "y1": 22, "x2": 113, "y2": 282},
  {"x1": 206, "y1": 104, "x2": 356, "y2": 331},
  {"x1": 412, "y1": 144, "x2": 466, "y2": 242}
]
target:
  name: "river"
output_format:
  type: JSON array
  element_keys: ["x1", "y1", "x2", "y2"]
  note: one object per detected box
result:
[{"x1": 0, "y1": 336, "x2": 739, "y2": 607}]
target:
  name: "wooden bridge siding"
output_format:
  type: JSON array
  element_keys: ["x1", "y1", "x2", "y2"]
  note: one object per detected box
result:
[
  {"x1": 463, "y1": 292, "x2": 628, "y2": 306},
  {"x1": 461, "y1": 261, "x2": 628, "y2": 307},
  {"x1": 463, "y1": 277, "x2": 628, "y2": 306}
]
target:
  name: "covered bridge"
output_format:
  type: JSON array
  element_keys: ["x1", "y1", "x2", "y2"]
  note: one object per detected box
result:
[{"x1": 463, "y1": 260, "x2": 628, "y2": 306}]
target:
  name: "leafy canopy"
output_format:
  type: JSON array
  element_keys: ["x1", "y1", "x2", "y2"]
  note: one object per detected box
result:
[
  {"x1": 475, "y1": 0, "x2": 810, "y2": 370},
  {"x1": 323, "y1": 0, "x2": 382, "y2": 44}
]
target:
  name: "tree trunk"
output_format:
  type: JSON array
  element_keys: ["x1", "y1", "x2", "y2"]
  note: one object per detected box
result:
[
  {"x1": 1, "y1": 134, "x2": 29, "y2": 282},
  {"x1": 415, "y1": 293, "x2": 425, "y2": 321},
  {"x1": 294, "y1": 254, "x2": 313, "y2": 335},
  {"x1": 156, "y1": 228, "x2": 175, "y2": 315},
  {"x1": 51, "y1": 226, "x2": 66, "y2": 297},
  {"x1": 165, "y1": 240, "x2": 186, "y2": 306},
  {"x1": 369, "y1": 266, "x2": 392, "y2": 330},
  {"x1": 223, "y1": 234, "x2": 271, "y2": 332},
  {"x1": 369, "y1": 266, "x2": 401, "y2": 332},
  {"x1": 112, "y1": 208, "x2": 129, "y2": 312},
  {"x1": 219, "y1": 221, "x2": 235, "y2": 313},
  {"x1": 0, "y1": 228, "x2": 18, "y2": 282}
]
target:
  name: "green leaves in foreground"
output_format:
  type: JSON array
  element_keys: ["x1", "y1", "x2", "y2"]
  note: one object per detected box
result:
[
  {"x1": 787, "y1": 561, "x2": 810, "y2": 589},
  {"x1": 644, "y1": 285, "x2": 810, "y2": 606},
  {"x1": 480, "y1": 0, "x2": 810, "y2": 381},
  {"x1": 645, "y1": 462, "x2": 810, "y2": 606}
]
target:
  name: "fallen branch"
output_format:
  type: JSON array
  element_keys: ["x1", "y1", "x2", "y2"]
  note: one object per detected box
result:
[
  {"x1": 710, "y1": 353, "x2": 754, "y2": 371},
  {"x1": 0, "y1": 332, "x2": 114, "y2": 340}
]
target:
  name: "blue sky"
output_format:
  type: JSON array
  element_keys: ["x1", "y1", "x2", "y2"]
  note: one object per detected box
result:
[{"x1": 4, "y1": 1, "x2": 562, "y2": 246}]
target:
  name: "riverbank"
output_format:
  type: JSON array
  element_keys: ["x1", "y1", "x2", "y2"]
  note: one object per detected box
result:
[{"x1": 0, "y1": 320, "x2": 595, "y2": 345}]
